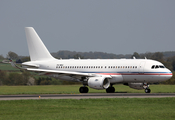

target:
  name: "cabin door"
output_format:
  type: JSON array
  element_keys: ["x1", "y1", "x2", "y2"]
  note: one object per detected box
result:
[{"x1": 139, "y1": 62, "x2": 145, "y2": 73}]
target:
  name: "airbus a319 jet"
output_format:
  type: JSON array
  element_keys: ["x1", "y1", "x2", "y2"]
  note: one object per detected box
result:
[{"x1": 11, "y1": 27, "x2": 172, "y2": 93}]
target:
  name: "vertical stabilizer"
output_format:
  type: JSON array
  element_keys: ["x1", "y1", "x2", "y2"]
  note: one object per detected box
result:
[{"x1": 25, "y1": 27, "x2": 54, "y2": 61}]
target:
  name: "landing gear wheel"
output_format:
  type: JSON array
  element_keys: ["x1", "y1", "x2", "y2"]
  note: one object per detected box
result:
[
  {"x1": 79, "y1": 87, "x2": 89, "y2": 93},
  {"x1": 106, "y1": 87, "x2": 115, "y2": 93},
  {"x1": 145, "y1": 88, "x2": 151, "y2": 93}
]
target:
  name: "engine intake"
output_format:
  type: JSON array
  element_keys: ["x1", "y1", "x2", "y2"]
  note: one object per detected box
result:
[{"x1": 88, "y1": 77, "x2": 110, "y2": 90}]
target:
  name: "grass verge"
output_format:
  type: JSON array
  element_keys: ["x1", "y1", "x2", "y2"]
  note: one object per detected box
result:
[
  {"x1": 0, "y1": 63, "x2": 19, "y2": 71},
  {"x1": 0, "y1": 85, "x2": 174, "y2": 95},
  {"x1": 0, "y1": 98, "x2": 174, "y2": 120}
]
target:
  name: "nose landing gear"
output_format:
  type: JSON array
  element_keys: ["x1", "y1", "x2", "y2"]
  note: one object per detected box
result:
[
  {"x1": 143, "y1": 83, "x2": 151, "y2": 93},
  {"x1": 145, "y1": 88, "x2": 151, "y2": 93}
]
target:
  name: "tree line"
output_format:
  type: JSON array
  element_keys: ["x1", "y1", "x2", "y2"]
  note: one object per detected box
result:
[
  {"x1": 0, "y1": 71, "x2": 30, "y2": 85},
  {"x1": 0, "y1": 71, "x2": 79, "y2": 86}
]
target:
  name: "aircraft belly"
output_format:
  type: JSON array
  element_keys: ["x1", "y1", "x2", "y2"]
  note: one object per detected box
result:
[
  {"x1": 122, "y1": 74, "x2": 165, "y2": 83},
  {"x1": 123, "y1": 75, "x2": 139, "y2": 82},
  {"x1": 110, "y1": 75, "x2": 123, "y2": 83},
  {"x1": 123, "y1": 74, "x2": 151, "y2": 83}
]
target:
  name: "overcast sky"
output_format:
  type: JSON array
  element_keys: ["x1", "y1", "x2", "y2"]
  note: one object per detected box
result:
[{"x1": 0, "y1": 0, "x2": 175, "y2": 57}]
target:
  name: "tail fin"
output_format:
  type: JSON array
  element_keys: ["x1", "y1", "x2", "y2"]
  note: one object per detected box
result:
[{"x1": 25, "y1": 27, "x2": 54, "y2": 61}]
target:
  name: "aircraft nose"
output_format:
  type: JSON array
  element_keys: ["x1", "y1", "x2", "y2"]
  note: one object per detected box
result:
[{"x1": 167, "y1": 69, "x2": 173, "y2": 79}]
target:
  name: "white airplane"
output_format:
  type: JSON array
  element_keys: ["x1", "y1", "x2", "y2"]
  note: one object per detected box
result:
[{"x1": 12, "y1": 27, "x2": 172, "y2": 93}]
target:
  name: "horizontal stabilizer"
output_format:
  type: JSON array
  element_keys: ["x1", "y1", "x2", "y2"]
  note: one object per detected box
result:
[{"x1": 10, "y1": 61, "x2": 24, "y2": 70}]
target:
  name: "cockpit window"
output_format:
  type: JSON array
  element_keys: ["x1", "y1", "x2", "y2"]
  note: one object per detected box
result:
[
  {"x1": 155, "y1": 65, "x2": 159, "y2": 69},
  {"x1": 151, "y1": 65, "x2": 155, "y2": 69},
  {"x1": 159, "y1": 65, "x2": 165, "y2": 68},
  {"x1": 151, "y1": 65, "x2": 165, "y2": 69}
]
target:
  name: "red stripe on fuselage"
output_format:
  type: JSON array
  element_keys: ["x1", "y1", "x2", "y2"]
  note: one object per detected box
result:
[{"x1": 97, "y1": 73, "x2": 172, "y2": 76}]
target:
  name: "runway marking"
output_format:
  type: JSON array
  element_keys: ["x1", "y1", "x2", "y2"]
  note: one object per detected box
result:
[{"x1": 0, "y1": 93, "x2": 175, "y2": 100}]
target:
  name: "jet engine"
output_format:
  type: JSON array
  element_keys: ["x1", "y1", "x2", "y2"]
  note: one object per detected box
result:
[
  {"x1": 88, "y1": 77, "x2": 110, "y2": 90},
  {"x1": 125, "y1": 83, "x2": 144, "y2": 90}
]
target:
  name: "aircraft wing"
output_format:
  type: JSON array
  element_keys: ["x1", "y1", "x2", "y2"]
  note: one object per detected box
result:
[
  {"x1": 26, "y1": 68, "x2": 98, "y2": 78},
  {"x1": 10, "y1": 61, "x2": 112, "y2": 79}
]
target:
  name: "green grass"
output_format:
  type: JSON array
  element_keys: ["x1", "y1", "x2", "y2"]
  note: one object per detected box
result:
[
  {"x1": 0, "y1": 98, "x2": 174, "y2": 120},
  {"x1": 0, "y1": 85, "x2": 174, "y2": 95},
  {"x1": 0, "y1": 63, "x2": 19, "y2": 71}
]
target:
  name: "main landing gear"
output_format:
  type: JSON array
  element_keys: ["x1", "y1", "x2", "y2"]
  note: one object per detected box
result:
[
  {"x1": 79, "y1": 86, "x2": 89, "y2": 93},
  {"x1": 79, "y1": 77, "x2": 89, "y2": 93},
  {"x1": 144, "y1": 83, "x2": 151, "y2": 93},
  {"x1": 106, "y1": 85, "x2": 115, "y2": 93}
]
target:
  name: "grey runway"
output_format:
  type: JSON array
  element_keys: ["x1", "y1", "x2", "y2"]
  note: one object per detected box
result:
[{"x1": 0, "y1": 93, "x2": 175, "y2": 100}]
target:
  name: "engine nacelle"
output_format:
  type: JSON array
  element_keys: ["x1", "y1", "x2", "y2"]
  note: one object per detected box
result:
[
  {"x1": 128, "y1": 83, "x2": 144, "y2": 90},
  {"x1": 88, "y1": 77, "x2": 110, "y2": 90}
]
